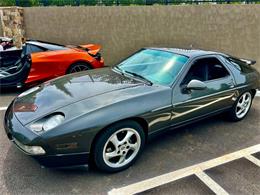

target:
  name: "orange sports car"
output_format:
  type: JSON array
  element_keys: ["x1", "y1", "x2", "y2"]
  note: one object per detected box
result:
[{"x1": 0, "y1": 40, "x2": 104, "y2": 88}]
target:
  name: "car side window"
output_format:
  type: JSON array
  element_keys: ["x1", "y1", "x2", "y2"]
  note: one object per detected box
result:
[
  {"x1": 25, "y1": 44, "x2": 45, "y2": 55},
  {"x1": 181, "y1": 57, "x2": 229, "y2": 85},
  {"x1": 29, "y1": 45, "x2": 46, "y2": 53},
  {"x1": 207, "y1": 57, "x2": 229, "y2": 80},
  {"x1": 181, "y1": 60, "x2": 207, "y2": 85}
]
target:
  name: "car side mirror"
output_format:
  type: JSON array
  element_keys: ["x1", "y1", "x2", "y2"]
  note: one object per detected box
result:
[{"x1": 186, "y1": 79, "x2": 207, "y2": 90}]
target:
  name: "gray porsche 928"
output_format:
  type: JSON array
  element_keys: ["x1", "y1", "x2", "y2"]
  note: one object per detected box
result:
[{"x1": 4, "y1": 48, "x2": 260, "y2": 172}]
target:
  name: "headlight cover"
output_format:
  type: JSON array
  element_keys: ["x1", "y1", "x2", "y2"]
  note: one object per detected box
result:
[{"x1": 29, "y1": 113, "x2": 65, "y2": 133}]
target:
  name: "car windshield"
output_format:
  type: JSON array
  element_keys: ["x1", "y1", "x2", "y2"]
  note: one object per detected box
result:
[{"x1": 116, "y1": 49, "x2": 188, "y2": 86}]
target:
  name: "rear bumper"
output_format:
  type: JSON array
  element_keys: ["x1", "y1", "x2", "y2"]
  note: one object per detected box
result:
[{"x1": 92, "y1": 57, "x2": 105, "y2": 68}]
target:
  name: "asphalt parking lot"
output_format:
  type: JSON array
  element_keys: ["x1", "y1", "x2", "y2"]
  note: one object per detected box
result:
[{"x1": 0, "y1": 91, "x2": 259, "y2": 195}]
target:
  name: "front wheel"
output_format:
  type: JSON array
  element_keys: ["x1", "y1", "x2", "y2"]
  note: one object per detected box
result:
[
  {"x1": 228, "y1": 91, "x2": 253, "y2": 121},
  {"x1": 93, "y1": 121, "x2": 145, "y2": 172}
]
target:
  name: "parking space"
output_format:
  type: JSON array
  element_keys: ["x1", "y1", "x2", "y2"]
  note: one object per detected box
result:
[
  {"x1": 205, "y1": 158, "x2": 260, "y2": 194},
  {"x1": 110, "y1": 145, "x2": 260, "y2": 195},
  {"x1": 0, "y1": 93, "x2": 259, "y2": 194},
  {"x1": 140, "y1": 175, "x2": 213, "y2": 195},
  {"x1": 253, "y1": 152, "x2": 260, "y2": 159}
]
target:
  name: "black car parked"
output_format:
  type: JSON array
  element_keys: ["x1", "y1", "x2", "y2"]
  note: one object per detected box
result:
[{"x1": 4, "y1": 48, "x2": 260, "y2": 172}]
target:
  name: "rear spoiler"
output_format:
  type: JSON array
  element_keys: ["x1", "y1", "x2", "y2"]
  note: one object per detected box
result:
[
  {"x1": 239, "y1": 58, "x2": 256, "y2": 66},
  {"x1": 79, "y1": 44, "x2": 101, "y2": 56},
  {"x1": 228, "y1": 56, "x2": 256, "y2": 66}
]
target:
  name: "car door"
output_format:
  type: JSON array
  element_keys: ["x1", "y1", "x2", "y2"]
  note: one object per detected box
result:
[
  {"x1": 170, "y1": 55, "x2": 236, "y2": 126},
  {"x1": 0, "y1": 49, "x2": 22, "y2": 67}
]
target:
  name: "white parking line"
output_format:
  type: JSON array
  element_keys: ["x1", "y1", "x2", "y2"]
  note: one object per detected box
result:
[
  {"x1": 256, "y1": 90, "x2": 260, "y2": 97},
  {"x1": 108, "y1": 144, "x2": 260, "y2": 195},
  {"x1": 0, "y1": 107, "x2": 7, "y2": 111},
  {"x1": 195, "y1": 171, "x2": 229, "y2": 195},
  {"x1": 244, "y1": 155, "x2": 260, "y2": 167}
]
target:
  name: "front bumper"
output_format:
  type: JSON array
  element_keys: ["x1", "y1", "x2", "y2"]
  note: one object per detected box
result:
[
  {"x1": 4, "y1": 101, "x2": 40, "y2": 146},
  {"x1": 34, "y1": 152, "x2": 89, "y2": 168},
  {"x1": 4, "y1": 101, "x2": 90, "y2": 167},
  {"x1": 13, "y1": 137, "x2": 46, "y2": 155}
]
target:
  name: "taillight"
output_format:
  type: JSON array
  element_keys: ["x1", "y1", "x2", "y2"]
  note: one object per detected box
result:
[
  {"x1": 88, "y1": 52, "x2": 101, "y2": 61},
  {"x1": 94, "y1": 52, "x2": 101, "y2": 61}
]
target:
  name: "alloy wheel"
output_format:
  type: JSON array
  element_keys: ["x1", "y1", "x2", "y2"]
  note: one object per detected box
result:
[
  {"x1": 70, "y1": 64, "x2": 89, "y2": 73},
  {"x1": 235, "y1": 92, "x2": 252, "y2": 119},
  {"x1": 102, "y1": 128, "x2": 141, "y2": 168}
]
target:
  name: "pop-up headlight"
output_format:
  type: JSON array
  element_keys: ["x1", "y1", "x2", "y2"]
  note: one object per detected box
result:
[{"x1": 29, "y1": 113, "x2": 65, "y2": 133}]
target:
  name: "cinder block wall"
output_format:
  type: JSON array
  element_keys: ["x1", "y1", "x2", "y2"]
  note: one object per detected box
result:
[
  {"x1": 22, "y1": 5, "x2": 260, "y2": 71},
  {"x1": 0, "y1": 7, "x2": 25, "y2": 47},
  {"x1": 0, "y1": 17, "x2": 3, "y2": 36}
]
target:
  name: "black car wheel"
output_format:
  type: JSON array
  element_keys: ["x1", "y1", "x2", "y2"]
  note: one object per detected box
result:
[
  {"x1": 229, "y1": 91, "x2": 253, "y2": 121},
  {"x1": 93, "y1": 120, "x2": 145, "y2": 172},
  {"x1": 67, "y1": 62, "x2": 92, "y2": 74}
]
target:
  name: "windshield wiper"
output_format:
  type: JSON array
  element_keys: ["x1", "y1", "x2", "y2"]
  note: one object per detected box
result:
[
  {"x1": 114, "y1": 65, "x2": 122, "y2": 71},
  {"x1": 124, "y1": 70, "x2": 153, "y2": 86},
  {"x1": 114, "y1": 65, "x2": 125, "y2": 74},
  {"x1": 114, "y1": 66, "x2": 153, "y2": 85}
]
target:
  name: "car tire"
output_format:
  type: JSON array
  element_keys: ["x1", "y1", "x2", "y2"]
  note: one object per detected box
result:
[
  {"x1": 67, "y1": 62, "x2": 92, "y2": 74},
  {"x1": 93, "y1": 120, "x2": 145, "y2": 173},
  {"x1": 228, "y1": 91, "x2": 253, "y2": 121}
]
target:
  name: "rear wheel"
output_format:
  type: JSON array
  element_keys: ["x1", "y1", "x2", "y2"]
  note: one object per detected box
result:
[
  {"x1": 93, "y1": 121, "x2": 145, "y2": 172},
  {"x1": 67, "y1": 62, "x2": 92, "y2": 74},
  {"x1": 228, "y1": 91, "x2": 253, "y2": 121}
]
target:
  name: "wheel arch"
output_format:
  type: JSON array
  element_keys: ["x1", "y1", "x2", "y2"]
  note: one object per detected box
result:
[
  {"x1": 89, "y1": 117, "x2": 149, "y2": 162},
  {"x1": 66, "y1": 60, "x2": 93, "y2": 74},
  {"x1": 251, "y1": 89, "x2": 257, "y2": 98}
]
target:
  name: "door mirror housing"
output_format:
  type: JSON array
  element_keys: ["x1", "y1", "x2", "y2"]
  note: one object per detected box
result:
[{"x1": 186, "y1": 79, "x2": 207, "y2": 90}]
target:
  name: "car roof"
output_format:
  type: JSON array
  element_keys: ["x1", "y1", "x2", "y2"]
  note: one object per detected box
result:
[
  {"x1": 146, "y1": 47, "x2": 225, "y2": 58},
  {"x1": 27, "y1": 40, "x2": 64, "y2": 46}
]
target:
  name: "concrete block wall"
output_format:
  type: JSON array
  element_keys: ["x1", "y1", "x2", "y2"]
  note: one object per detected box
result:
[
  {"x1": 0, "y1": 5, "x2": 259, "y2": 71},
  {"x1": 23, "y1": 5, "x2": 260, "y2": 71},
  {"x1": 0, "y1": 7, "x2": 25, "y2": 47}
]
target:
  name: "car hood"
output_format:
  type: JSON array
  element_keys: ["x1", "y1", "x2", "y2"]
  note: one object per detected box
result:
[{"x1": 13, "y1": 68, "x2": 143, "y2": 125}]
